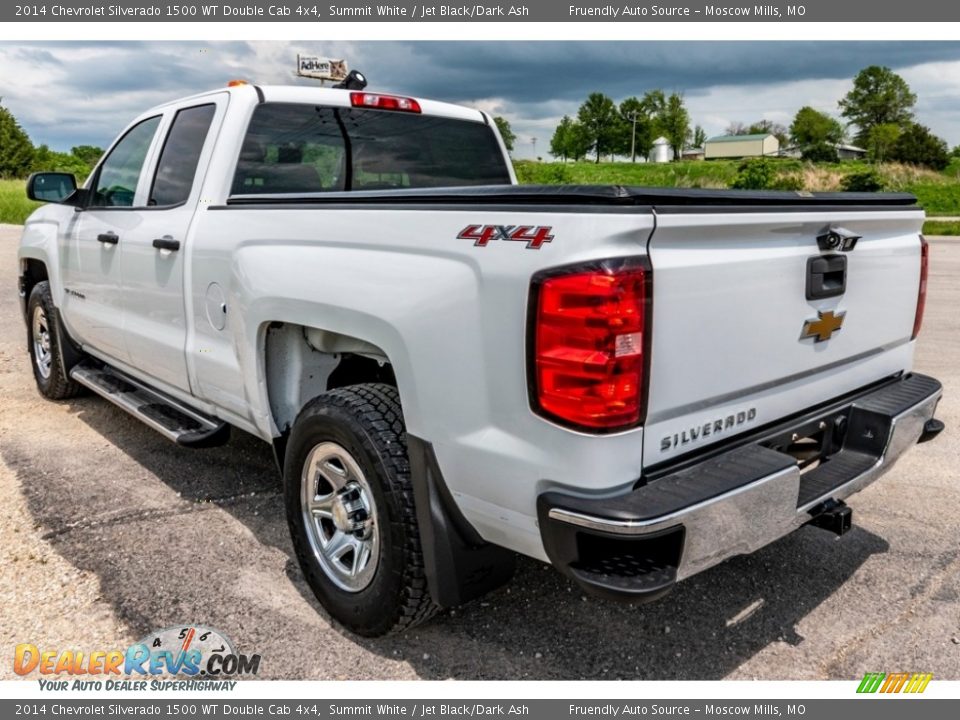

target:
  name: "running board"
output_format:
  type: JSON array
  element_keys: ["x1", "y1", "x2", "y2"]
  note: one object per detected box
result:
[{"x1": 70, "y1": 363, "x2": 230, "y2": 448}]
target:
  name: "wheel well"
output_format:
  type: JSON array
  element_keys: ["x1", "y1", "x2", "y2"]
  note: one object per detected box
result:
[
  {"x1": 263, "y1": 322, "x2": 397, "y2": 435},
  {"x1": 20, "y1": 259, "x2": 49, "y2": 314}
]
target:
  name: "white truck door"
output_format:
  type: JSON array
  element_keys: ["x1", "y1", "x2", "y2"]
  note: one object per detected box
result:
[
  {"x1": 61, "y1": 115, "x2": 163, "y2": 362},
  {"x1": 119, "y1": 101, "x2": 222, "y2": 394}
]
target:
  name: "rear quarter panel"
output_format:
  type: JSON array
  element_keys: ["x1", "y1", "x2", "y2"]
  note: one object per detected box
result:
[{"x1": 189, "y1": 204, "x2": 655, "y2": 559}]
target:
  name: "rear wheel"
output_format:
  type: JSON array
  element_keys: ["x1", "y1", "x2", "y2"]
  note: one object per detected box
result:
[
  {"x1": 27, "y1": 281, "x2": 82, "y2": 400},
  {"x1": 284, "y1": 383, "x2": 438, "y2": 636}
]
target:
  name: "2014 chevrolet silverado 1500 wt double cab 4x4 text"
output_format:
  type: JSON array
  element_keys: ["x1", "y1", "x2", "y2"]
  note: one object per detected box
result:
[{"x1": 17, "y1": 81, "x2": 944, "y2": 636}]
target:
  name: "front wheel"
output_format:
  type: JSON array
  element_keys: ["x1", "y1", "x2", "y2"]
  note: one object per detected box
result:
[
  {"x1": 283, "y1": 383, "x2": 438, "y2": 636},
  {"x1": 26, "y1": 281, "x2": 82, "y2": 400}
]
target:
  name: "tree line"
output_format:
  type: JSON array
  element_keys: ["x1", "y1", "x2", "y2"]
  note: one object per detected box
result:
[
  {"x1": 0, "y1": 101, "x2": 102, "y2": 179},
  {"x1": 543, "y1": 66, "x2": 957, "y2": 170},
  {"x1": 549, "y1": 90, "x2": 701, "y2": 164}
]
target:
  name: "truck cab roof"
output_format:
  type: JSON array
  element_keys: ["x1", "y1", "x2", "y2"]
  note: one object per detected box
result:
[{"x1": 148, "y1": 82, "x2": 489, "y2": 125}]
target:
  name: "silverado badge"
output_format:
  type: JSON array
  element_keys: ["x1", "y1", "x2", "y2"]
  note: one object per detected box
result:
[{"x1": 802, "y1": 310, "x2": 845, "y2": 342}]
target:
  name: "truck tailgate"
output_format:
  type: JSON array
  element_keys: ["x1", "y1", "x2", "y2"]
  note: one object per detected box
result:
[{"x1": 643, "y1": 207, "x2": 925, "y2": 468}]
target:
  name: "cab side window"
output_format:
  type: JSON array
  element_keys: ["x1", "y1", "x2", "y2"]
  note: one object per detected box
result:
[
  {"x1": 149, "y1": 104, "x2": 216, "y2": 207},
  {"x1": 91, "y1": 116, "x2": 161, "y2": 208}
]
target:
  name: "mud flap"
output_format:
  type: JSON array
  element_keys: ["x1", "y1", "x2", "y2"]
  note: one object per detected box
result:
[{"x1": 407, "y1": 435, "x2": 516, "y2": 608}]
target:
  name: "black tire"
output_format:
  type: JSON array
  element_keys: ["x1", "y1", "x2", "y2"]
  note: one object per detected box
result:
[
  {"x1": 284, "y1": 383, "x2": 438, "y2": 636},
  {"x1": 26, "y1": 281, "x2": 82, "y2": 400}
]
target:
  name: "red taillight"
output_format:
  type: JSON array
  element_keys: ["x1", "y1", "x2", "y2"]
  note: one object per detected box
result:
[
  {"x1": 350, "y1": 92, "x2": 421, "y2": 113},
  {"x1": 912, "y1": 235, "x2": 929, "y2": 340},
  {"x1": 531, "y1": 260, "x2": 649, "y2": 431}
]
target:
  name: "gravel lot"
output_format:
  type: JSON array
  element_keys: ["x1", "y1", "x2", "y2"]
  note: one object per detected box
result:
[{"x1": 1, "y1": 223, "x2": 958, "y2": 680}]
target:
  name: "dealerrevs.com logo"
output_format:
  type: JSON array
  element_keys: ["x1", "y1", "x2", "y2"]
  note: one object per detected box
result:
[{"x1": 14, "y1": 625, "x2": 261, "y2": 690}]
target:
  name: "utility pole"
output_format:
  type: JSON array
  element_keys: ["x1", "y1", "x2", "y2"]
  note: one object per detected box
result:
[
  {"x1": 629, "y1": 111, "x2": 638, "y2": 163},
  {"x1": 531, "y1": 136, "x2": 537, "y2": 160}
]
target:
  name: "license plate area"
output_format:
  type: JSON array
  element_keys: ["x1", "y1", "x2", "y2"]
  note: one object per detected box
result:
[{"x1": 760, "y1": 408, "x2": 852, "y2": 475}]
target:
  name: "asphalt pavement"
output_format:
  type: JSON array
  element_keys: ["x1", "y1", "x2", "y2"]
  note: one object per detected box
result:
[{"x1": 1, "y1": 224, "x2": 958, "y2": 680}]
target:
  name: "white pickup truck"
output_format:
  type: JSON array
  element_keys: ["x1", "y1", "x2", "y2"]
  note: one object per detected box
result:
[{"x1": 18, "y1": 80, "x2": 943, "y2": 636}]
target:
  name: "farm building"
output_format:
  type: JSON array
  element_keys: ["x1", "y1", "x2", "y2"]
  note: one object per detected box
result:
[
  {"x1": 649, "y1": 136, "x2": 674, "y2": 163},
  {"x1": 704, "y1": 133, "x2": 780, "y2": 160},
  {"x1": 837, "y1": 144, "x2": 867, "y2": 160},
  {"x1": 780, "y1": 143, "x2": 867, "y2": 160}
]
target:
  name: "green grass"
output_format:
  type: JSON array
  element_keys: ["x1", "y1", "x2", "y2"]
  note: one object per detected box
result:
[
  {"x1": 0, "y1": 179, "x2": 41, "y2": 225},
  {"x1": 5, "y1": 159, "x2": 960, "y2": 229},
  {"x1": 922, "y1": 221, "x2": 960, "y2": 236},
  {"x1": 908, "y1": 183, "x2": 960, "y2": 216},
  {"x1": 514, "y1": 159, "x2": 960, "y2": 217}
]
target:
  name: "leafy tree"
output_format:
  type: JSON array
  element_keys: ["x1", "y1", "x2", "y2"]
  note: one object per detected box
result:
[
  {"x1": 659, "y1": 93, "x2": 690, "y2": 161},
  {"x1": 790, "y1": 106, "x2": 844, "y2": 148},
  {"x1": 70, "y1": 145, "x2": 104, "y2": 168},
  {"x1": 577, "y1": 93, "x2": 622, "y2": 163},
  {"x1": 691, "y1": 125, "x2": 707, "y2": 150},
  {"x1": 801, "y1": 143, "x2": 840, "y2": 163},
  {"x1": 732, "y1": 158, "x2": 776, "y2": 189},
  {"x1": 891, "y1": 123, "x2": 950, "y2": 170},
  {"x1": 31, "y1": 145, "x2": 91, "y2": 178},
  {"x1": 618, "y1": 97, "x2": 656, "y2": 162},
  {"x1": 841, "y1": 169, "x2": 884, "y2": 192},
  {"x1": 839, "y1": 66, "x2": 916, "y2": 146},
  {"x1": 866, "y1": 123, "x2": 901, "y2": 164},
  {"x1": 550, "y1": 115, "x2": 575, "y2": 162},
  {"x1": 493, "y1": 116, "x2": 516, "y2": 152},
  {"x1": 567, "y1": 122, "x2": 592, "y2": 162},
  {"x1": 641, "y1": 89, "x2": 667, "y2": 118},
  {"x1": 952, "y1": 145, "x2": 960, "y2": 158},
  {"x1": 0, "y1": 101, "x2": 35, "y2": 178}
]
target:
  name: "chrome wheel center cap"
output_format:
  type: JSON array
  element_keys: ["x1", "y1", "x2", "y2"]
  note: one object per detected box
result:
[{"x1": 331, "y1": 497, "x2": 352, "y2": 532}]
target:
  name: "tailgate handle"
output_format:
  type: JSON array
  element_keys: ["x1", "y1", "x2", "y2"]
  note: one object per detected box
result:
[{"x1": 806, "y1": 255, "x2": 847, "y2": 300}]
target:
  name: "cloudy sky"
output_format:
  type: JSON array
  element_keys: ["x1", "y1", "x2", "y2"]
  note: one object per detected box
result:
[{"x1": 3, "y1": 41, "x2": 960, "y2": 158}]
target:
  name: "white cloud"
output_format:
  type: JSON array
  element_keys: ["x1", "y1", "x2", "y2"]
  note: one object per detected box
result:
[{"x1": 1, "y1": 42, "x2": 958, "y2": 159}]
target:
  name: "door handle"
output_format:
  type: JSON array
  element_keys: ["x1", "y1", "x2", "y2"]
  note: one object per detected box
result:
[
  {"x1": 152, "y1": 236, "x2": 181, "y2": 251},
  {"x1": 97, "y1": 232, "x2": 119, "y2": 245}
]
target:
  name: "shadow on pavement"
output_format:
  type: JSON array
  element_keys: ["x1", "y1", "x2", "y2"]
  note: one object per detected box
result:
[{"x1": 8, "y1": 393, "x2": 889, "y2": 680}]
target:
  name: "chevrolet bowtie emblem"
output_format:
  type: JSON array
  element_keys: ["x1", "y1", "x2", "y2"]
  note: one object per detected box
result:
[{"x1": 802, "y1": 310, "x2": 845, "y2": 342}]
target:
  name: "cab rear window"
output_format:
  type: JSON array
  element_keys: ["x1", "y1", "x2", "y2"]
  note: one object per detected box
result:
[{"x1": 231, "y1": 102, "x2": 511, "y2": 195}]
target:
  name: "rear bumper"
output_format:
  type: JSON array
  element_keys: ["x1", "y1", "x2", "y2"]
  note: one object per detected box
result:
[{"x1": 537, "y1": 373, "x2": 943, "y2": 602}]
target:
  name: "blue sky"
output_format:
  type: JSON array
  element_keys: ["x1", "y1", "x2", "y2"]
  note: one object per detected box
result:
[{"x1": 2, "y1": 41, "x2": 960, "y2": 158}]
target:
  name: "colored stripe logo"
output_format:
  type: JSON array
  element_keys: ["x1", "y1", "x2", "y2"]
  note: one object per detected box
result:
[{"x1": 857, "y1": 672, "x2": 933, "y2": 694}]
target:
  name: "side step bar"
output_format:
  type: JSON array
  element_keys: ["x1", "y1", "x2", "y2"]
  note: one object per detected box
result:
[{"x1": 70, "y1": 362, "x2": 230, "y2": 448}]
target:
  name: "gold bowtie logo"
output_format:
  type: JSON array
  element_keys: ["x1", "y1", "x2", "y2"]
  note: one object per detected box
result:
[{"x1": 802, "y1": 310, "x2": 845, "y2": 342}]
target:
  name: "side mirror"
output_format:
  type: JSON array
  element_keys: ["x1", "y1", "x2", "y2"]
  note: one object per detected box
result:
[{"x1": 26, "y1": 172, "x2": 78, "y2": 204}]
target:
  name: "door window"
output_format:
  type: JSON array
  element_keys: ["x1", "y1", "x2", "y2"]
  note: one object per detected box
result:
[
  {"x1": 90, "y1": 116, "x2": 161, "y2": 208},
  {"x1": 149, "y1": 104, "x2": 217, "y2": 207}
]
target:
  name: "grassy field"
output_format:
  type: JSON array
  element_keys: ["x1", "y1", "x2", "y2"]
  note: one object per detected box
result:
[
  {"x1": 0, "y1": 179, "x2": 41, "y2": 226},
  {"x1": 922, "y1": 221, "x2": 960, "y2": 236},
  {"x1": 515, "y1": 159, "x2": 960, "y2": 222},
  {"x1": 3, "y1": 159, "x2": 959, "y2": 232}
]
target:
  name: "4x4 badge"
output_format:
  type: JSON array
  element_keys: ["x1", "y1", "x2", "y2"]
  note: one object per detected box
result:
[
  {"x1": 457, "y1": 224, "x2": 554, "y2": 249},
  {"x1": 802, "y1": 310, "x2": 845, "y2": 342}
]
